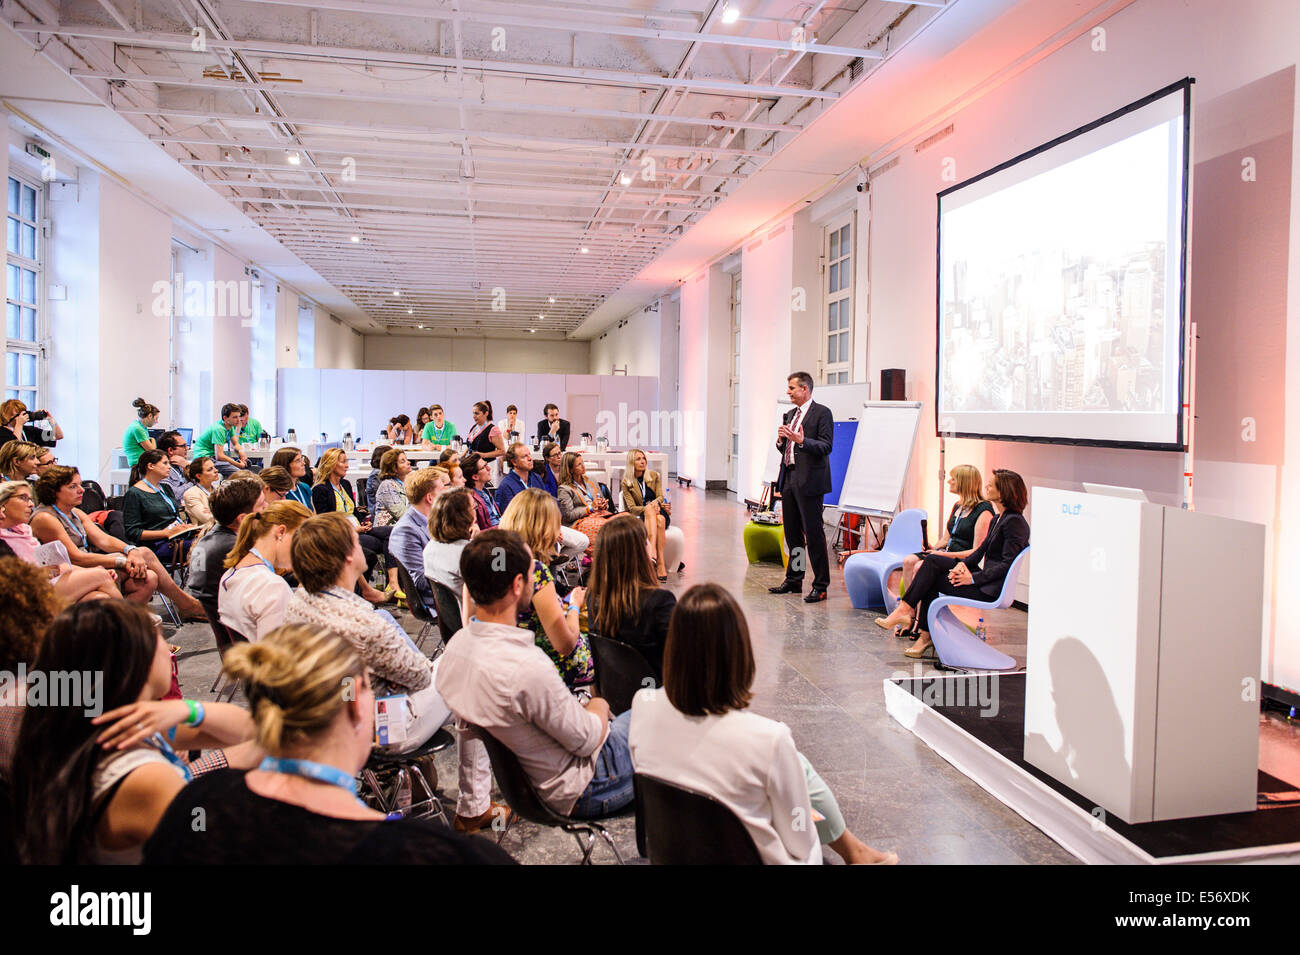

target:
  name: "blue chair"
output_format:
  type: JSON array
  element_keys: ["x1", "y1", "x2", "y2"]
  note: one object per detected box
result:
[
  {"x1": 843, "y1": 509, "x2": 926, "y2": 611},
  {"x1": 927, "y1": 546, "x2": 1029, "y2": 671}
]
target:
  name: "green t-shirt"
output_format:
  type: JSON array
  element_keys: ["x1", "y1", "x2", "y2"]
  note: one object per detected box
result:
[
  {"x1": 420, "y1": 420, "x2": 458, "y2": 444},
  {"x1": 123, "y1": 421, "x2": 151, "y2": 467},
  {"x1": 193, "y1": 422, "x2": 232, "y2": 460},
  {"x1": 239, "y1": 418, "x2": 264, "y2": 444}
]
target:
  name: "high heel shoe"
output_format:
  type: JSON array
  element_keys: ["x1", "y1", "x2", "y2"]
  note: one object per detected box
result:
[
  {"x1": 875, "y1": 613, "x2": 911, "y2": 631},
  {"x1": 903, "y1": 637, "x2": 935, "y2": 659}
]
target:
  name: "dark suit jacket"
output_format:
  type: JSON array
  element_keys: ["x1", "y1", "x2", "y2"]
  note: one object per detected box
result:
[
  {"x1": 961, "y1": 511, "x2": 1030, "y2": 597},
  {"x1": 311, "y1": 479, "x2": 358, "y2": 515},
  {"x1": 775, "y1": 401, "x2": 833, "y2": 496},
  {"x1": 537, "y1": 418, "x2": 571, "y2": 450}
]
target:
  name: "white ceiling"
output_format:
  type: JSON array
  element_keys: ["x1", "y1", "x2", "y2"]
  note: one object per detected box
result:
[{"x1": 1, "y1": 0, "x2": 1132, "y2": 339}]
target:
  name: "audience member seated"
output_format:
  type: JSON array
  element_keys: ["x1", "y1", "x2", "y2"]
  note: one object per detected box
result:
[
  {"x1": 630, "y1": 583, "x2": 897, "y2": 865},
  {"x1": 437, "y1": 530, "x2": 634, "y2": 820},
  {"x1": 621, "y1": 448, "x2": 680, "y2": 580},
  {"x1": 0, "y1": 399, "x2": 63, "y2": 448},
  {"x1": 498, "y1": 489, "x2": 593, "y2": 689},
  {"x1": 269, "y1": 446, "x2": 313, "y2": 508},
  {"x1": 236, "y1": 405, "x2": 264, "y2": 448},
  {"x1": 897, "y1": 464, "x2": 994, "y2": 597},
  {"x1": 257, "y1": 465, "x2": 293, "y2": 504},
  {"x1": 123, "y1": 398, "x2": 160, "y2": 469},
  {"x1": 11, "y1": 600, "x2": 255, "y2": 863},
  {"x1": 32, "y1": 446, "x2": 55, "y2": 479},
  {"x1": 423, "y1": 488, "x2": 475, "y2": 610},
  {"x1": 309, "y1": 448, "x2": 390, "y2": 603},
  {"x1": 557, "y1": 451, "x2": 613, "y2": 552},
  {"x1": 0, "y1": 557, "x2": 62, "y2": 774},
  {"x1": 420, "y1": 404, "x2": 457, "y2": 448},
  {"x1": 538, "y1": 442, "x2": 561, "y2": 496},
  {"x1": 466, "y1": 400, "x2": 506, "y2": 471},
  {"x1": 372, "y1": 449, "x2": 412, "y2": 527},
  {"x1": 385, "y1": 413, "x2": 416, "y2": 446},
  {"x1": 388, "y1": 466, "x2": 447, "y2": 614},
  {"x1": 365, "y1": 445, "x2": 392, "y2": 506},
  {"x1": 415, "y1": 407, "x2": 433, "y2": 434},
  {"x1": 438, "y1": 447, "x2": 461, "y2": 469},
  {"x1": 875, "y1": 468, "x2": 1030, "y2": 658},
  {"x1": 30, "y1": 465, "x2": 200, "y2": 613},
  {"x1": 497, "y1": 404, "x2": 521, "y2": 442},
  {"x1": 142, "y1": 623, "x2": 514, "y2": 865},
  {"x1": 461, "y1": 451, "x2": 500, "y2": 529},
  {"x1": 157, "y1": 431, "x2": 193, "y2": 499},
  {"x1": 181, "y1": 456, "x2": 220, "y2": 537},
  {"x1": 0, "y1": 481, "x2": 121, "y2": 604},
  {"x1": 0, "y1": 441, "x2": 39, "y2": 482},
  {"x1": 496, "y1": 444, "x2": 588, "y2": 563},
  {"x1": 123, "y1": 450, "x2": 200, "y2": 564},
  {"x1": 218, "y1": 501, "x2": 312, "y2": 641},
  {"x1": 193, "y1": 403, "x2": 248, "y2": 477},
  {"x1": 537, "y1": 403, "x2": 570, "y2": 449},
  {"x1": 586, "y1": 514, "x2": 675, "y2": 681},
  {"x1": 186, "y1": 478, "x2": 266, "y2": 605}
]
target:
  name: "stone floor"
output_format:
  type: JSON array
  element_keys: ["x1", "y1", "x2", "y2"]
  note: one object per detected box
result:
[{"x1": 164, "y1": 486, "x2": 1297, "y2": 865}]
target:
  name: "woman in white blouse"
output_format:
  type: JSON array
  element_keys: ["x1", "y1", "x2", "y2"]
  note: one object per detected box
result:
[
  {"x1": 629, "y1": 583, "x2": 897, "y2": 865},
  {"x1": 182, "y1": 456, "x2": 221, "y2": 538},
  {"x1": 218, "y1": 501, "x2": 312, "y2": 640}
]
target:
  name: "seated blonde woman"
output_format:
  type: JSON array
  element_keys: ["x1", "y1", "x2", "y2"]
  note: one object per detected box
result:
[
  {"x1": 556, "y1": 451, "x2": 613, "y2": 553},
  {"x1": 893, "y1": 464, "x2": 995, "y2": 612},
  {"x1": 498, "y1": 488, "x2": 594, "y2": 689},
  {"x1": 620, "y1": 448, "x2": 684, "y2": 581}
]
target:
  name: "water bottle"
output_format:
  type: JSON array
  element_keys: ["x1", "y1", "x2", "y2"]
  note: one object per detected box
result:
[
  {"x1": 286, "y1": 429, "x2": 297, "y2": 444},
  {"x1": 976, "y1": 617, "x2": 987, "y2": 642}
]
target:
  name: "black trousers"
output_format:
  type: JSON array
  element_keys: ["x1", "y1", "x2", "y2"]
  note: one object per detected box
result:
[
  {"x1": 780, "y1": 480, "x2": 830, "y2": 590},
  {"x1": 902, "y1": 552, "x2": 987, "y2": 631}
]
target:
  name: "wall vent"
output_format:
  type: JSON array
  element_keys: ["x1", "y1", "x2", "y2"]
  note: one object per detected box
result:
[{"x1": 914, "y1": 124, "x2": 954, "y2": 153}]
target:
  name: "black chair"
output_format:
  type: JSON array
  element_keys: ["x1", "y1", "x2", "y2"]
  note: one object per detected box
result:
[
  {"x1": 360, "y1": 729, "x2": 455, "y2": 827},
  {"x1": 633, "y1": 774, "x2": 762, "y2": 865},
  {"x1": 79, "y1": 480, "x2": 108, "y2": 514},
  {"x1": 200, "y1": 600, "x2": 247, "y2": 703},
  {"x1": 588, "y1": 634, "x2": 657, "y2": 715},
  {"x1": 431, "y1": 581, "x2": 462, "y2": 645},
  {"x1": 394, "y1": 562, "x2": 436, "y2": 652},
  {"x1": 477, "y1": 729, "x2": 623, "y2": 865}
]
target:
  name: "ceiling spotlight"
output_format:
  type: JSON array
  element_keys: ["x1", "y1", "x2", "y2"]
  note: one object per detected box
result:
[
  {"x1": 222, "y1": 150, "x2": 232, "y2": 161},
  {"x1": 285, "y1": 150, "x2": 301, "y2": 166},
  {"x1": 392, "y1": 289, "x2": 401, "y2": 297},
  {"x1": 407, "y1": 308, "x2": 414, "y2": 315},
  {"x1": 538, "y1": 313, "x2": 545, "y2": 320},
  {"x1": 721, "y1": 1, "x2": 740, "y2": 25},
  {"x1": 620, "y1": 173, "x2": 632, "y2": 186},
  {"x1": 529, "y1": 328, "x2": 536, "y2": 334},
  {"x1": 580, "y1": 246, "x2": 589, "y2": 254},
  {"x1": 548, "y1": 296, "x2": 556, "y2": 304},
  {"x1": 418, "y1": 324, "x2": 424, "y2": 329},
  {"x1": 350, "y1": 235, "x2": 361, "y2": 243}
]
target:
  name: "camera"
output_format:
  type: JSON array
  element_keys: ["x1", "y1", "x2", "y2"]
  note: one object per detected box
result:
[
  {"x1": 855, "y1": 167, "x2": 868, "y2": 193},
  {"x1": 27, "y1": 410, "x2": 48, "y2": 421}
]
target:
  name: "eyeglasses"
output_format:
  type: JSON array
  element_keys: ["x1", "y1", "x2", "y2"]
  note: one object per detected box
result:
[{"x1": 37, "y1": 458, "x2": 55, "y2": 467}]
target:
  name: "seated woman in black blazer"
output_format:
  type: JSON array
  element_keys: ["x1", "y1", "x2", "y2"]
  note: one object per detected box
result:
[
  {"x1": 585, "y1": 514, "x2": 676, "y2": 682},
  {"x1": 309, "y1": 448, "x2": 390, "y2": 604},
  {"x1": 875, "y1": 469, "x2": 1029, "y2": 659}
]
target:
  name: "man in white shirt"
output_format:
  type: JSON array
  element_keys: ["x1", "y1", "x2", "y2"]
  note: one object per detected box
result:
[{"x1": 436, "y1": 529, "x2": 634, "y2": 819}]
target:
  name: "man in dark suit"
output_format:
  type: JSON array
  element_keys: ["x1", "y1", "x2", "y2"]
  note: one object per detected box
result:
[
  {"x1": 537, "y1": 403, "x2": 571, "y2": 450},
  {"x1": 769, "y1": 372, "x2": 834, "y2": 603}
]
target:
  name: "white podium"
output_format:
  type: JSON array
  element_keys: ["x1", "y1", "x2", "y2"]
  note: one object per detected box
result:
[{"x1": 1024, "y1": 487, "x2": 1264, "y2": 824}]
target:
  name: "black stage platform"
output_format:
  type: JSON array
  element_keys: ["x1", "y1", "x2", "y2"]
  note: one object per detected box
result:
[{"x1": 885, "y1": 673, "x2": 1300, "y2": 864}]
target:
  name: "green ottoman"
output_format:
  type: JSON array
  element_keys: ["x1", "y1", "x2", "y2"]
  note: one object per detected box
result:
[{"x1": 744, "y1": 521, "x2": 788, "y2": 567}]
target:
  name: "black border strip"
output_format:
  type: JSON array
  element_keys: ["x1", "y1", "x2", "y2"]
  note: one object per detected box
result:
[{"x1": 934, "y1": 77, "x2": 1195, "y2": 453}]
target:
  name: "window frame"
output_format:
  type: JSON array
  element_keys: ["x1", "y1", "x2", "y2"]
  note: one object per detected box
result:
[
  {"x1": 821, "y1": 215, "x2": 853, "y2": 386},
  {"x1": 5, "y1": 171, "x2": 47, "y2": 409}
]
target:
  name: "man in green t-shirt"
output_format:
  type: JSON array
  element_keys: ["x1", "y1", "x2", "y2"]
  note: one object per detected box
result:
[
  {"x1": 193, "y1": 403, "x2": 246, "y2": 476},
  {"x1": 237, "y1": 404, "x2": 264, "y2": 444},
  {"x1": 419, "y1": 404, "x2": 458, "y2": 448}
]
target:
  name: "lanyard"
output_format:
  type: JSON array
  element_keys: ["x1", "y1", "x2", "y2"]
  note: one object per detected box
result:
[
  {"x1": 637, "y1": 477, "x2": 648, "y2": 501},
  {"x1": 257, "y1": 756, "x2": 365, "y2": 804},
  {"x1": 248, "y1": 547, "x2": 276, "y2": 572},
  {"x1": 52, "y1": 505, "x2": 87, "y2": 549},
  {"x1": 142, "y1": 480, "x2": 178, "y2": 516},
  {"x1": 289, "y1": 484, "x2": 310, "y2": 506},
  {"x1": 148, "y1": 733, "x2": 194, "y2": 782},
  {"x1": 576, "y1": 481, "x2": 593, "y2": 504},
  {"x1": 334, "y1": 483, "x2": 354, "y2": 514}
]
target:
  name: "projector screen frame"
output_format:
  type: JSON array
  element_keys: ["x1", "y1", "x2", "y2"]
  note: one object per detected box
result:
[{"x1": 934, "y1": 77, "x2": 1195, "y2": 452}]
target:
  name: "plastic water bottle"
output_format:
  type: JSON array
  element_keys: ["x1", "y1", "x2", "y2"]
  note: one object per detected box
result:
[{"x1": 975, "y1": 617, "x2": 987, "y2": 642}]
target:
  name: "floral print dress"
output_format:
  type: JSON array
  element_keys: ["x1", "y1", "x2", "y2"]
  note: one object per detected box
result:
[{"x1": 519, "y1": 559, "x2": 594, "y2": 688}]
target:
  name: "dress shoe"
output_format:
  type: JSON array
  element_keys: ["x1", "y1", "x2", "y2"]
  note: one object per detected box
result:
[
  {"x1": 454, "y1": 802, "x2": 513, "y2": 834},
  {"x1": 803, "y1": 588, "x2": 828, "y2": 603},
  {"x1": 769, "y1": 580, "x2": 802, "y2": 595}
]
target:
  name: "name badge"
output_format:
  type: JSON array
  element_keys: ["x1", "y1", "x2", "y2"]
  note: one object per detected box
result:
[{"x1": 374, "y1": 694, "x2": 410, "y2": 746}]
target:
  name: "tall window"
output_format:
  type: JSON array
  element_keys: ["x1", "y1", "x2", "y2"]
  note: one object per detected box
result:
[
  {"x1": 823, "y1": 217, "x2": 852, "y2": 385},
  {"x1": 5, "y1": 175, "x2": 44, "y2": 407},
  {"x1": 728, "y1": 274, "x2": 742, "y2": 493}
]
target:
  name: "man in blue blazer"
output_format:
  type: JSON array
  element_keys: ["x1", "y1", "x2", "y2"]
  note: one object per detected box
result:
[{"x1": 769, "y1": 371, "x2": 834, "y2": 602}]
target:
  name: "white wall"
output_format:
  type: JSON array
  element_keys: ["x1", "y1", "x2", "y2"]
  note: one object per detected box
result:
[
  {"x1": 363, "y1": 334, "x2": 589, "y2": 372},
  {"x1": 314, "y1": 306, "x2": 363, "y2": 369},
  {"x1": 590, "y1": 305, "x2": 661, "y2": 376},
  {"x1": 677, "y1": 265, "x2": 732, "y2": 487}
]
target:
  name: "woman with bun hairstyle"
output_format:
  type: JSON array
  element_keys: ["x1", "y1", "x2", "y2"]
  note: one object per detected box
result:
[
  {"x1": 123, "y1": 398, "x2": 161, "y2": 469},
  {"x1": 142, "y1": 624, "x2": 514, "y2": 865},
  {"x1": 218, "y1": 501, "x2": 312, "y2": 641}
]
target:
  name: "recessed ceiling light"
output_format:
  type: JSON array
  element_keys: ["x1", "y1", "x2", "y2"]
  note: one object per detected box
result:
[
  {"x1": 407, "y1": 308, "x2": 414, "y2": 315},
  {"x1": 529, "y1": 328, "x2": 536, "y2": 334},
  {"x1": 620, "y1": 173, "x2": 632, "y2": 185},
  {"x1": 350, "y1": 235, "x2": 361, "y2": 243},
  {"x1": 548, "y1": 296, "x2": 556, "y2": 304},
  {"x1": 392, "y1": 289, "x2": 400, "y2": 297},
  {"x1": 418, "y1": 324, "x2": 424, "y2": 329},
  {"x1": 285, "y1": 150, "x2": 301, "y2": 165},
  {"x1": 721, "y1": 1, "x2": 740, "y2": 24},
  {"x1": 580, "y1": 246, "x2": 589, "y2": 254},
  {"x1": 538, "y1": 313, "x2": 545, "y2": 320}
]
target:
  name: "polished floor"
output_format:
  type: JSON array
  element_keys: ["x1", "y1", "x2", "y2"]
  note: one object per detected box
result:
[{"x1": 168, "y1": 486, "x2": 1295, "y2": 864}]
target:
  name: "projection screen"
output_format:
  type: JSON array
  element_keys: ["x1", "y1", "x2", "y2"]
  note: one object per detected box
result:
[{"x1": 936, "y1": 79, "x2": 1193, "y2": 450}]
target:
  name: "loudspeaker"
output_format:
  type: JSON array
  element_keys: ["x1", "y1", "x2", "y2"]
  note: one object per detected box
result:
[{"x1": 881, "y1": 368, "x2": 906, "y2": 400}]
